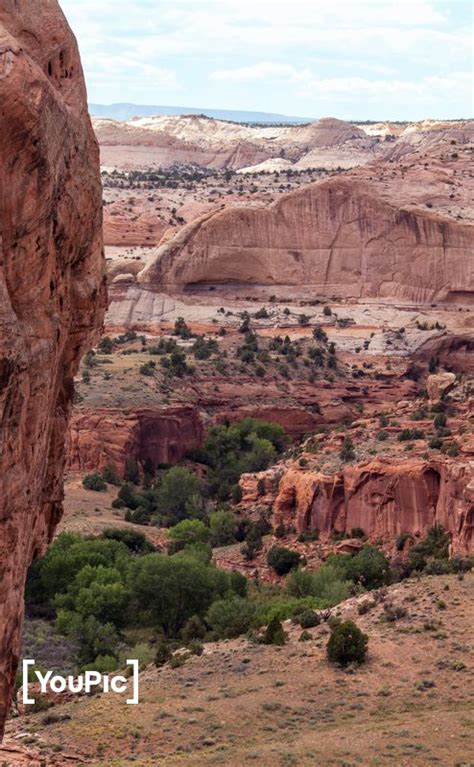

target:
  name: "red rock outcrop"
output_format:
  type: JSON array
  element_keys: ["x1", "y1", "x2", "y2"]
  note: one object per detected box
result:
[
  {"x1": 273, "y1": 460, "x2": 474, "y2": 555},
  {"x1": 139, "y1": 174, "x2": 474, "y2": 303},
  {"x1": 104, "y1": 205, "x2": 167, "y2": 247},
  {"x1": 68, "y1": 407, "x2": 203, "y2": 473},
  {"x1": 0, "y1": 2, "x2": 105, "y2": 736}
]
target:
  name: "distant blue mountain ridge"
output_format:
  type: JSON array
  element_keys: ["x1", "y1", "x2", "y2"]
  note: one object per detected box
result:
[{"x1": 89, "y1": 103, "x2": 314, "y2": 124}]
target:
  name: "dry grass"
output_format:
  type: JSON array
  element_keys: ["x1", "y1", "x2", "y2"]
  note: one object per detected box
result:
[{"x1": 6, "y1": 572, "x2": 473, "y2": 766}]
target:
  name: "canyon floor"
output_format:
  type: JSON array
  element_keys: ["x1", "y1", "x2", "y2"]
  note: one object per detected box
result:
[{"x1": 4, "y1": 572, "x2": 473, "y2": 766}]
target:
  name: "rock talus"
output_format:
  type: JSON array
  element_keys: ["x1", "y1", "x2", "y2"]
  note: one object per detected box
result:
[{"x1": 0, "y1": 1, "x2": 105, "y2": 735}]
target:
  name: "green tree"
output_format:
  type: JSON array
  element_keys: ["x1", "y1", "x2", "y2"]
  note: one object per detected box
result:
[
  {"x1": 327, "y1": 545, "x2": 390, "y2": 590},
  {"x1": 206, "y1": 597, "x2": 256, "y2": 639},
  {"x1": 130, "y1": 554, "x2": 222, "y2": 636},
  {"x1": 209, "y1": 510, "x2": 237, "y2": 547},
  {"x1": 262, "y1": 616, "x2": 287, "y2": 645},
  {"x1": 101, "y1": 528, "x2": 155, "y2": 554},
  {"x1": 155, "y1": 467, "x2": 204, "y2": 523},
  {"x1": 168, "y1": 519, "x2": 210, "y2": 551}
]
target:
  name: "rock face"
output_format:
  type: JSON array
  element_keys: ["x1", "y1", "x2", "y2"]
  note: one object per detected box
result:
[
  {"x1": 426, "y1": 372, "x2": 457, "y2": 402},
  {"x1": 139, "y1": 175, "x2": 474, "y2": 303},
  {"x1": 273, "y1": 460, "x2": 474, "y2": 555},
  {"x1": 68, "y1": 407, "x2": 203, "y2": 473},
  {"x1": 0, "y1": 1, "x2": 105, "y2": 736}
]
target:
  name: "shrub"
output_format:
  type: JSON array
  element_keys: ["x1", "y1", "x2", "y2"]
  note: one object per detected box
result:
[
  {"x1": 209, "y1": 510, "x2": 236, "y2": 547},
  {"x1": 398, "y1": 428, "x2": 424, "y2": 442},
  {"x1": 82, "y1": 473, "x2": 107, "y2": 492},
  {"x1": 327, "y1": 620, "x2": 368, "y2": 667},
  {"x1": 206, "y1": 597, "x2": 257, "y2": 639},
  {"x1": 299, "y1": 610, "x2": 320, "y2": 629},
  {"x1": 261, "y1": 616, "x2": 287, "y2": 646},
  {"x1": 124, "y1": 457, "x2": 140, "y2": 485},
  {"x1": 286, "y1": 565, "x2": 351, "y2": 606},
  {"x1": 140, "y1": 361, "x2": 156, "y2": 376},
  {"x1": 154, "y1": 643, "x2": 172, "y2": 667},
  {"x1": 350, "y1": 527, "x2": 366, "y2": 540},
  {"x1": 383, "y1": 601, "x2": 407, "y2": 622},
  {"x1": 433, "y1": 413, "x2": 447, "y2": 429},
  {"x1": 327, "y1": 545, "x2": 390, "y2": 590},
  {"x1": 395, "y1": 532, "x2": 412, "y2": 552},
  {"x1": 297, "y1": 529, "x2": 319, "y2": 543},
  {"x1": 188, "y1": 640, "x2": 204, "y2": 656},
  {"x1": 173, "y1": 317, "x2": 192, "y2": 339},
  {"x1": 267, "y1": 546, "x2": 300, "y2": 576},
  {"x1": 405, "y1": 525, "x2": 450, "y2": 575},
  {"x1": 102, "y1": 465, "x2": 120, "y2": 485},
  {"x1": 181, "y1": 615, "x2": 207, "y2": 643},
  {"x1": 313, "y1": 326, "x2": 328, "y2": 343},
  {"x1": 101, "y1": 528, "x2": 155, "y2": 554},
  {"x1": 323, "y1": 305, "x2": 332, "y2": 317},
  {"x1": 168, "y1": 519, "x2": 210, "y2": 552},
  {"x1": 340, "y1": 437, "x2": 355, "y2": 462}
]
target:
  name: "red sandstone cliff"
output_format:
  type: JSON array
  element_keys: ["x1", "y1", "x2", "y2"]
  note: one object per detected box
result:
[
  {"x1": 271, "y1": 460, "x2": 473, "y2": 556},
  {"x1": 68, "y1": 407, "x2": 203, "y2": 473},
  {"x1": 0, "y1": 1, "x2": 105, "y2": 735}
]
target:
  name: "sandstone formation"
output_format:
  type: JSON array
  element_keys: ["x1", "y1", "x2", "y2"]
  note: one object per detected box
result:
[
  {"x1": 95, "y1": 115, "x2": 379, "y2": 171},
  {"x1": 272, "y1": 460, "x2": 474, "y2": 555},
  {"x1": 139, "y1": 174, "x2": 474, "y2": 303},
  {"x1": 0, "y1": 1, "x2": 105, "y2": 736},
  {"x1": 426, "y1": 372, "x2": 457, "y2": 402},
  {"x1": 68, "y1": 407, "x2": 203, "y2": 473},
  {"x1": 104, "y1": 205, "x2": 167, "y2": 247}
]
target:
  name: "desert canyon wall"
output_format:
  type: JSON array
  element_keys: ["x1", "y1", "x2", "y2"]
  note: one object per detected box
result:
[
  {"x1": 139, "y1": 176, "x2": 473, "y2": 304},
  {"x1": 0, "y1": 0, "x2": 105, "y2": 735}
]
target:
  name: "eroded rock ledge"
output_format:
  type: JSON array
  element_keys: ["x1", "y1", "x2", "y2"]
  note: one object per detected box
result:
[{"x1": 0, "y1": 1, "x2": 105, "y2": 734}]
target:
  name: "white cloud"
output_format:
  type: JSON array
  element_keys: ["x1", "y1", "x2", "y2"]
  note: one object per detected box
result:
[
  {"x1": 58, "y1": 0, "x2": 472, "y2": 115},
  {"x1": 211, "y1": 63, "x2": 472, "y2": 104}
]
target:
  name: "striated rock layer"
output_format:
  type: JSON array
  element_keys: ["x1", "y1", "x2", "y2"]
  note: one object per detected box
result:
[
  {"x1": 139, "y1": 175, "x2": 474, "y2": 304},
  {"x1": 0, "y1": 1, "x2": 105, "y2": 735},
  {"x1": 272, "y1": 460, "x2": 474, "y2": 555}
]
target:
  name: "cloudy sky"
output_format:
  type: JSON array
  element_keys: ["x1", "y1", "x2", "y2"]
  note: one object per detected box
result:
[{"x1": 60, "y1": 0, "x2": 473, "y2": 120}]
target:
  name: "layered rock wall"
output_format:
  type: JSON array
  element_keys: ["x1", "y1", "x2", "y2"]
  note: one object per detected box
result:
[
  {"x1": 139, "y1": 177, "x2": 474, "y2": 303},
  {"x1": 68, "y1": 407, "x2": 203, "y2": 473},
  {"x1": 0, "y1": 1, "x2": 105, "y2": 734},
  {"x1": 273, "y1": 460, "x2": 474, "y2": 555}
]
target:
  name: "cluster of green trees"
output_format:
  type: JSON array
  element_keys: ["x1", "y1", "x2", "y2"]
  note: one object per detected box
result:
[
  {"x1": 26, "y1": 531, "x2": 247, "y2": 670},
  {"x1": 25, "y1": 520, "x2": 471, "y2": 675},
  {"x1": 106, "y1": 418, "x2": 289, "y2": 529}
]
